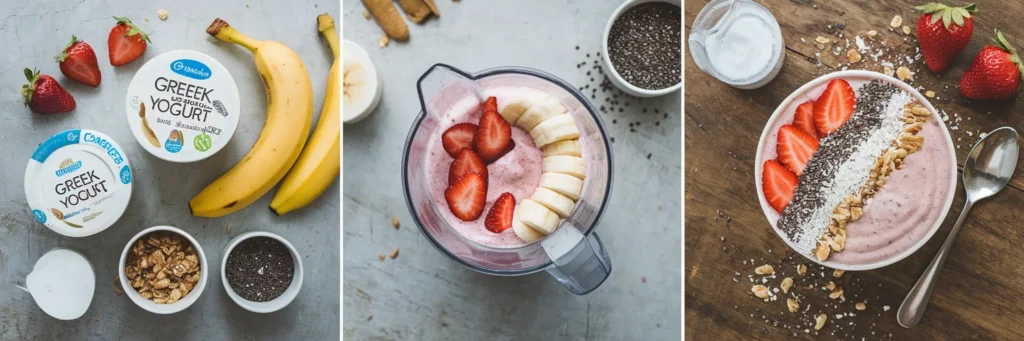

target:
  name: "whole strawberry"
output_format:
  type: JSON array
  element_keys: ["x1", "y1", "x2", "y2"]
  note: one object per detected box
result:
[
  {"x1": 21, "y1": 68, "x2": 76, "y2": 114},
  {"x1": 55, "y1": 35, "x2": 101, "y2": 87},
  {"x1": 916, "y1": 3, "x2": 978, "y2": 73},
  {"x1": 960, "y1": 30, "x2": 1024, "y2": 100}
]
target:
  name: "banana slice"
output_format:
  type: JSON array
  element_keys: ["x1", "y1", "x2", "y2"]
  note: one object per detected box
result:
[
  {"x1": 542, "y1": 139, "x2": 583, "y2": 157},
  {"x1": 498, "y1": 88, "x2": 547, "y2": 125},
  {"x1": 530, "y1": 187, "x2": 575, "y2": 218},
  {"x1": 542, "y1": 155, "x2": 587, "y2": 180},
  {"x1": 539, "y1": 172, "x2": 583, "y2": 201},
  {"x1": 530, "y1": 114, "x2": 580, "y2": 148},
  {"x1": 342, "y1": 39, "x2": 381, "y2": 123},
  {"x1": 517, "y1": 199, "x2": 560, "y2": 235},
  {"x1": 516, "y1": 95, "x2": 566, "y2": 132},
  {"x1": 512, "y1": 206, "x2": 546, "y2": 243}
]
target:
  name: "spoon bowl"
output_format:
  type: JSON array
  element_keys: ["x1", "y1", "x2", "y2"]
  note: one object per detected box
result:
[{"x1": 963, "y1": 127, "x2": 1019, "y2": 201}]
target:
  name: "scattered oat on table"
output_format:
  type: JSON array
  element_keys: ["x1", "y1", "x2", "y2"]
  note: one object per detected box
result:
[
  {"x1": 833, "y1": 269, "x2": 845, "y2": 278},
  {"x1": 814, "y1": 313, "x2": 828, "y2": 330},
  {"x1": 797, "y1": 264, "x2": 807, "y2": 275},
  {"x1": 890, "y1": 15, "x2": 903, "y2": 28},
  {"x1": 755, "y1": 264, "x2": 774, "y2": 275},
  {"x1": 378, "y1": 34, "x2": 390, "y2": 48},
  {"x1": 787, "y1": 298, "x2": 800, "y2": 312},
  {"x1": 896, "y1": 66, "x2": 913, "y2": 81},
  {"x1": 391, "y1": 217, "x2": 400, "y2": 229},
  {"x1": 847, "y1": 49, "x2": 862, "y2": 63},
  {"x1": 157, "y1": 9, "x2": 168, "y2": 20},
  {"x1": 362, "y1": 11, "x2": 371, "y2": 19},
  {"x1": 389, "y1": 248, "x2": 400, "y2": 259},
  {"x1": 112, "y1": 276, "x2": 124, "y2": 295},
  {"x1": 751, "y1": 284, "x2": 770, "y2": 299},
  {"x1": 780, "y1": 277, "x2": 793, "y2": 293},
  {"x1": 926, "y1": 90, "x2": 936, "y2": 98},
  {"x1": 856, "y1": 302, "x2": 867, "y2": 310},
  {"x1": 378, "y1": 254, "x2": 386, "y2": 261},
  {"x1": 902, "y1": 25, "x2": 911, "y2": 35}
]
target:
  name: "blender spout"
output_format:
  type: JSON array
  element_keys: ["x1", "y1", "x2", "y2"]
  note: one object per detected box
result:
[{"x1": 543, "y1": 228, "x2": 612, "y2": 295}]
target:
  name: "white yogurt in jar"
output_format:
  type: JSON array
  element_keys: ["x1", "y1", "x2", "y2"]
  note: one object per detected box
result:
[
  {"x1": 689, "y1": 0, "x2": 785, "y2": 89},
  {"x1": 24, "y1": 129, "x2": 133, "y2": 237},
  {"x1": 125, "y1": 50, "x2": 240, "y2": 162}
]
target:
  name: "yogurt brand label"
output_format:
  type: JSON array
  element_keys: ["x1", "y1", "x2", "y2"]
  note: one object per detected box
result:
[
  {"x1": 126, "y1": 50, "x2": 240, "y2": 163},
  {"x1": 25, "y1": 129, "x2": 133, "y2": 237}
]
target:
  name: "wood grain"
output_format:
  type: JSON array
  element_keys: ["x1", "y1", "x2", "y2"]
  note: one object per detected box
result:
[{"x1": 685, "y1": 0, "x2": 1024, "y2": 340}]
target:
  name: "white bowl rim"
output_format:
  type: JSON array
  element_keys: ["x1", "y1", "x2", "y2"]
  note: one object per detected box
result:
[
  {"x1": 601, "y1": 0, "x2": 682, "y2": 97},
  {"x1": 754, "y1": 70, "x2": 959, "y2": 271},
  {"x1": 118, "y1": 225, "x2": 209, "y2": 314},
  {"x1": 220, "y1": 231, "x2": 304, "y2": 313}
]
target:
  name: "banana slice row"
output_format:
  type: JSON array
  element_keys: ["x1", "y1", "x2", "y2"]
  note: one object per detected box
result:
[{"x1": 499, "y1": 88, "x2": 589, "y2": 243}]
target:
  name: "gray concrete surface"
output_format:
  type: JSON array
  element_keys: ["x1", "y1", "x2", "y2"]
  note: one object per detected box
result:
[
  {"x1": 0, "y1": 1, "x2": 339, "y2": 340},
  {"x1": 343, "y1": 0, "x2": 682, "y2": 339}
]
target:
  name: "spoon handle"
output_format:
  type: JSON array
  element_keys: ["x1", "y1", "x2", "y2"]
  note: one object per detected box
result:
[{"x1": 897, "y1": 199, "x2": 974, "y2": 328}]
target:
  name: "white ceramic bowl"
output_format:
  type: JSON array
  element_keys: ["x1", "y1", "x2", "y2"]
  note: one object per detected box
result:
[
  {"x1": 119, "y1": 226, "x2": 209, "y2": 314},
  {"x1": 754, "y1": 70, "x2": 958, "y2": 271},
  {"x1": 601, "y1": 0, "x2": 682, "y2": 98},
  {"x1": 221, "y1": 231, "x2": 304, "y2": 313}
]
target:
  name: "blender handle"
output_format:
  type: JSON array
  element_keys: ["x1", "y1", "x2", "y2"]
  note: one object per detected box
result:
[{"x1": 546, "y1": 232, "x2": 612, "y2": 295}]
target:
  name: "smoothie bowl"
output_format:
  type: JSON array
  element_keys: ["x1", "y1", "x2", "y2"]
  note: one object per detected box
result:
[
  {"x1": 755, "y1": 70, "x2": 957, "y2": 271},
  {"x1": 403, "y1": 64, "x2": 612, "y2": 295}
]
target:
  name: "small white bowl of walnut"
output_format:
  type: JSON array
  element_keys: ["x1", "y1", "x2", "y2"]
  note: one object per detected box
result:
[{"x1": 119, "y1": 226, "x2": 208, "y2": 314}]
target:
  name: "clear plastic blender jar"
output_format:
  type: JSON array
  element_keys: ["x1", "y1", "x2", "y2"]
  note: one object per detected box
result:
[{"x1": 402, "y1": 64, "x2": 613, "y2": 295}]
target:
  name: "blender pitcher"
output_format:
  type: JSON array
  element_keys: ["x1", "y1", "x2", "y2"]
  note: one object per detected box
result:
[{"x1": 402, "y1": 64, "x2": 613, "y2": 295}]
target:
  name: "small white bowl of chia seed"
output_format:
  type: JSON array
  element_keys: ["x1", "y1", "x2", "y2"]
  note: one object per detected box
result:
[
  {"x1": 602, "y1": 0, "x2": 682, "y2": 97},
  {"x1": 221, "y1": 231, "x2": 303, "y2": 313}
]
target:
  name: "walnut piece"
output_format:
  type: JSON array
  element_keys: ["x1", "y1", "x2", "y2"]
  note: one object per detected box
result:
[
  {"x1": 755, "y1": 264, "x2": 774, "y2": 275},
  {"x1": 787, "y1": 298, "x2": 800, "y2": 312},
  {"x1": 814, "y1": 314, "x2": 828, "y2": 330},
  {"x1": 781, "y1": 277, "x2": 794, "y2": 294},
  {"x1": 751, "y1": 285, "x2": 770, "y2": 299}
]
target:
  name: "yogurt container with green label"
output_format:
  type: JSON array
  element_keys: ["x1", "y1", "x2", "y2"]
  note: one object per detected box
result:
[
  {"x1": 126, "y1": 50, "x2": 240, "y2": 162},
  {"x1": 24, "y1": 129, "x2": 133, "y2": 237}
]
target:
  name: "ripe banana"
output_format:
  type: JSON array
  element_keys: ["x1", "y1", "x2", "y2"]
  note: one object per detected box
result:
[
  {"x1": 515, "y1": 95, "x2": 566, "y2": 131},
  {"x1": 189, "y1": 19, "x2": 314, "y2": 218},
  {"x1": 269, "y1": 14, "x2": 341, "y2": 215},
  {"x1": 543, "y1": 155, "x2": 587, "y2": 180},
  {"x1": 542, "y1": 139, "x2": 582, "y2": 157},
  {"x1": 498, "y1": 87, "x2": 547, "y2": 124},
  {"x1": 517, "y1": 199, "x2": 560, "y2": 235},
  {"x1": 530, "y1": 113, "x2": 580, "y2": 148}
]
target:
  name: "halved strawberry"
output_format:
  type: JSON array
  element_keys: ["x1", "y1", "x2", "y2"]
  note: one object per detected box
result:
[
  {"x1": 473, "y1": 111, "x2": 512, "y2": 163},
  {"x1": 441, "y1": 123, "x2": 478, "y2": 158},
  {"x1": 449, "y1": 148, "x2": 488, "y2": 186},
  {"x1": 777, "y1": 125, "x2": 819, "y2": 175},
  {"x1": 493, "y1": 139, "x2": 515, "y2": 162},
  {"x1": 445, "y1": 172, "x2": 487, "y2": 221},
  {"x1": 484, "y1": 192, "x2": 516, "y2": 233},
  {"x1": 483, "y1": 96, "x2": 498, "y2": 113},
  {"x1": 762, "y1": 160, "x2": 798, "y2": 213},
  {"x1": 812, "y1": 79, "x2": 856, "y2": 136},
  {"x1": 792, "y1": 101, "x2": 818, "y2": 139}
]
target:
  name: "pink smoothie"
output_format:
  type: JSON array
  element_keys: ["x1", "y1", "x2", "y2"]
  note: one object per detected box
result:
[
  {"x1": 426, "y1": 87, "x2": 543, "y2": 248},
  {"x1": 759, "y1": 74, "x2": 957, "y2": 268}
]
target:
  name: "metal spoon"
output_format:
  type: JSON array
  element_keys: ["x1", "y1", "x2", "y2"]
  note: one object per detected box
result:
[{"x1": 898, "y1": 127, "x2": 1019, "y2": 328}]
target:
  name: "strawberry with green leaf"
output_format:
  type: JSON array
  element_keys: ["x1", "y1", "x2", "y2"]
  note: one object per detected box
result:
[
  {"x1": 55, "y1": 35, "x2": 101, "y2": 87},
  {"x1": 108, "y1": 16, "x2": 150, "y2": 66},
  {"x1": 960, "y1": 29, "x2": 1024, "y2": 100},
  {"x1": 916, "y1": 3, "x2": 978, "y2": 73},
  {"x1": 21, "y1": 68, "x2": 76, "y2": 114}
]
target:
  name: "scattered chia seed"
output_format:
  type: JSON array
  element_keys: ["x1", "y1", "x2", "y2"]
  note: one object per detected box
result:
[
  {"x1": 226, "y1": 237, "x2": 295, "y2": 302},
  {"x1": 607, "y1": 3, "x2": 681, "y2": 90},
  {"x1": 611, "y1": 137, "x2": 615, "y2": 143}
]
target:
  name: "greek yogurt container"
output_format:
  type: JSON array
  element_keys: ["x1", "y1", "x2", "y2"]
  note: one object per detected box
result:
[
  {"x1": 125, "y1": 50, "x2": 240, "y2": 162},
  {"x1": 25, "y1": 129, "x2": 133, "y2": 237}
]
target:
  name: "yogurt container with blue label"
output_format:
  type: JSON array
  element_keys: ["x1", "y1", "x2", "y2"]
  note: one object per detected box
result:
[
  {"x1": 125, "y1": 50, "x2": 240, "y2": 162},
  {"x1": 24, "y1": 129, "x2": 133, "y2": 237}
]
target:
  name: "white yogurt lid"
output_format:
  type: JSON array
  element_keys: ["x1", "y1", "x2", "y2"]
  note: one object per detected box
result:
[
  {"x1": 24, "y1": 248, "x2": 95, "y2": 320},
  {"x1": 125, "y1": 50, "x2": 240, "y2": 162},
  {"x1": 24, "y1": 129, "x2": 133, "y2": 237}
]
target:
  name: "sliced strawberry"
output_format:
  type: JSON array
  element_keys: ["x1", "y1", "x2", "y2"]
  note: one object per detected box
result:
[
  {"x1": 777, "y1": 125, "x2": 819, "y2": 175},
  {"x1": 812, "y1": 79, "x2": 856, "y2": 136},
  {"x1": 493, "y1": 139, "x2": 515, "y2": 163},
  {"x1": 483, "y1": 96, "x2": 498, "y2": 113},
  {"x1": 448, "y1": 148, "x2": 488, "y2": 186},
  {"x1": 484, "y1": 192, "x2": 516, "y2": 233},
  {"x1": 445, "y1": 172, "x2": 487, "y2": 221},
  {"x1": 792, "y1": 101, "x2": 818, "y2": 139},
  {"x1": 473, "y1": 111, "x2": 512, "y2": 163},
  {"x1": 762, "y1": 160, "x2": 799, "y2": 213},
  {"x1": 441, "y1": 123, "x2": 478, "y2": 158},
  {"x1": 107, "y1": 16, "x2": 150, "y2": 66}
]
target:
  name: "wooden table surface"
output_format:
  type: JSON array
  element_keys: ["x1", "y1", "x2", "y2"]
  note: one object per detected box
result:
[{"x1": 685, "y1": 0, "x2": 1024, "y2": 340}]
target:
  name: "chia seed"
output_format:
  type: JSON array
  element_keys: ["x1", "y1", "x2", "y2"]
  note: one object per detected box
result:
[
  {"x1": 607, "y1": 3, "x2": 681, "y2": 90},
  {"x1": 226, "y1": 237, "x2": 295, "y2": 302}
]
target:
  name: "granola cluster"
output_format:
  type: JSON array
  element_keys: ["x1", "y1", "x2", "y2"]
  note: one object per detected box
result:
[
  {"x1": 125, "y1": 232, "x2": 201, "y2": 304},
  {"x1": 814, "y1": 102, "x2": 929, "y2": 261}
]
